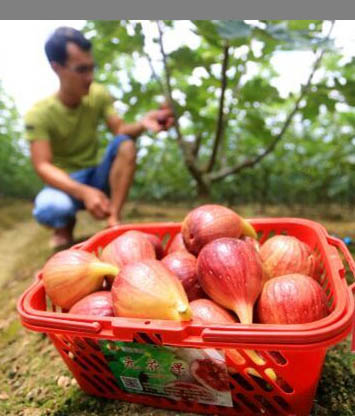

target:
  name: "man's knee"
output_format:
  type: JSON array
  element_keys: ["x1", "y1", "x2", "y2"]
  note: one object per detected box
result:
[
  {"x1": 117, "y1": 139, "x2": 137, "y2": 165},
  {"x1": 33, "y1": 189, "x2": 77, "y2": 228}
]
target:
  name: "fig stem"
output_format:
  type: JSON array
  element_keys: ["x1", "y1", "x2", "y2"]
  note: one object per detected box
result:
[
  {"x1": 241, "y1": 219, "x2": 257, "y2": 239},
  {"x1": 177, "y1": 303, "x2": 192, "y2": 321},
  {"x1": 235, "y1": 304, "x2": 253, "y2": 325},
  {"x1": 90, "y1": 262, "x2": 119, "y2": 278}
]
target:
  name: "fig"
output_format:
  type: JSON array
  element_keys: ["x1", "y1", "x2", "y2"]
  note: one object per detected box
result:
[
  {"x1": 161, "y1": 251, "x2": 202, "y2": 301},
  {"x1": 167, "y1": 232, "x2": 188, "y2": 254},
  {"x1": 260, "y1": 235, "x2": 317, "y2": 279},
  {"x1": 142, "y1": 232, "x2": 165, "y2": 259},
  {"x1": 190, "y1": 299, "x2": 237, "y2": 324},
  {"x1": 181, "y1": 204, "x2": 257, "y2": 255},
  {"x1": 111, "y1": 259, "x2": 192, "y2": 321},
  {"x1": 256, "y1": 273, "x2": 329, "y2": 324},
  {"x1": 100, "y1": 230, "x2": 156, "y2": 285},
  {"x1": 42, "y1": 249, "x2": 118, "y2": 310},
  {"x1": 197, "y1": 238, "x2": 264, "y2": 324},
  {"x1": 69, "y1": 291, "x2": 114, "y2": 317}
]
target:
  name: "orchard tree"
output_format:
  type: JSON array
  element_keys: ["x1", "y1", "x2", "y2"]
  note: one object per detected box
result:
[{"x1": 84, "y1": 20, "x2": 353, "y2": 202}]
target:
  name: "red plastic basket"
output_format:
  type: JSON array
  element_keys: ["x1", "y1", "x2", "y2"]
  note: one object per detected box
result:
[{"x1": 17, "y1": 218, "x2": 355, "y2": 416}]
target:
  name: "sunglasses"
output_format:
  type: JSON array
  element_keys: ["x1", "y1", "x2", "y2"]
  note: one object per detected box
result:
[{"x1": 64, "y1": 63, "x2": 97, "y2": 75}]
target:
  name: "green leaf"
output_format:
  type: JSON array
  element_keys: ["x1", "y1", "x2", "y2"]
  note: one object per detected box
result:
[
  {"x1": 240, "y1": 77, "x2": 281, "y2": 103},
  {"x1": 192, "y1": 21, "x2": 221, "y2": 47},
  {"x1": 215, "y1": 20, "x2": 252, "y2": 40}
]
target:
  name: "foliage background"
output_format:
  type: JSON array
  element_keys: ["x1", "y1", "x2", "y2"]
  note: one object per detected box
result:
[{"x1": 0, "y1": 20, "x2": 354, "y2": 205}]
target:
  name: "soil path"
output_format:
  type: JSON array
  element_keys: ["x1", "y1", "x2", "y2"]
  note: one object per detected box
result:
[{"x1": 0, "y1": 220, "x2": 40, "y2": 287}]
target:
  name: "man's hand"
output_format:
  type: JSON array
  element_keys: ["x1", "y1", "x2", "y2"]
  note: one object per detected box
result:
[
  {"x1": 141, "y1": 106, "x2": 174, "y2": 133},
  {"x1": 80, "y1": 185, "x2": 111, "y2": 220}
]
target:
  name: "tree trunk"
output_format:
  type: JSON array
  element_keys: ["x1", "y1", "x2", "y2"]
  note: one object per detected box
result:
[{"x1": 196, "y1": 179, "x2": 211, "y2": 201}]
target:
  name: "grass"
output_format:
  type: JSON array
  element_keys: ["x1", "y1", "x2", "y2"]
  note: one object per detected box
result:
[{"x1": 0, "y1": 198, "x2": 354, "y2": 416}]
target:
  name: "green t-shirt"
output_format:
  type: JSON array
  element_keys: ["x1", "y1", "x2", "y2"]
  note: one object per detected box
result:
[{"x1": 24, "y1": 82, "x2": 117, "y2": 172}]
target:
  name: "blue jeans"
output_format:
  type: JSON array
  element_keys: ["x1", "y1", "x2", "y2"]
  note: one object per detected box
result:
[{"x1": 33, "y1": 135, "x2": 131, "y2": 228}]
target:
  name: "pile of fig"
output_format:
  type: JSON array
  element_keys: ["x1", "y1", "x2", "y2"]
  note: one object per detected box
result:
[{"x1": 41, "y1": 203, "x2": 329, "y2": 326}]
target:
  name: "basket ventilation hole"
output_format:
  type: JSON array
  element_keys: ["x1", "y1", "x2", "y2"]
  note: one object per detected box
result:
[
  {"x1": 58, "y1": 335, "x2": 71, "y2": 347},
  {"x1": 90, "y1": 353, "x2": 110, "y2": 370},
  {"x1": 73, "y1": 356, "x2": 89, "y2": 371},
  {"x1": 105, "y1": 376, "x2": 122, "y2": 391},
  {"x1": 226, "y1": 349, "x2": 246, "y2": 365},
  {"x1": 254, "y1": 394, "x2": 278, "y2": 414},
  {"x1": 93, "y1": 374, "x2": 116, "y2": 392},
  {"x1": 268, "y1": 351, "x2": 287, "y2": 365},
  {"x1": 246, "y1": 369, "x2": 273, "y2": 392},
  {"x1": 273, "y1": 395, "x2": 291, "y2": 411},
  {"x1": 231, "y1": 400, "x2": 244, "y2": 412},
  {"x1": 161, "y1": 233, "x2": 172, "y2": 248},
  {"x1": 266, "y1": 230, "x2": 277, "y2": 239},
  {"x1": 85, "y1": 338, "x2": 101, "y2": 351},
  {"x1": 133, "y1": 332, "x2": 157, "y2": 344},
  {"x1": 245, "y1": 349, "x2": 265, "y2": 365},
  {"x1": 236, "y1": 393, "x2": 260, "y2": 414},
  {"x1": 96, "y1": 246, "x2": 104, "y2": 257},
  {"x1": 230, "y1": 373, "x2": 254, "y2": 391},
  {"x1": 61, "y1": 349, "x2": 89, "y2": 371},
  {"x1": 81, "y1": 373, "x2": 105, "y2": 393},
  {"x1": 73, "y1": 338, "x2": 86, "y2": 350},
  {"x1": 76, "y1": 351, "x2": 101, "y2": 372},
  {"x1": 275, "y1": 376, "x2": 294, "y2": 393}
]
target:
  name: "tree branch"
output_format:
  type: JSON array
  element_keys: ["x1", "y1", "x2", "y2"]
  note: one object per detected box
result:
[
  {"x1": 156, "y1": 20, "x2": 203, "y2": 182},
  {"x1": 208, "y1": 21, "x2": 335, "y2": 183},
  {"x1": 142, "y1": 49, "x2": 166, "y2": 96},
  {"x1": 219, "y1": 59, "x2": 247, "y2": 166},
  {"x1": 192, "y1": 132, "x2": 203, "y2": 157},
  {"x1": 206, "y1": 44, "x2": 230, "y2": 173},
  {"x1": 156, "y1": 21, "x2": 184, "y2": 145}
]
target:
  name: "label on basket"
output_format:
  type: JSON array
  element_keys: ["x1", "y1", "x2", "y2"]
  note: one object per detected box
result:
[{"x1": 100, "y1": 340, "x2": 233, "y2": 407}]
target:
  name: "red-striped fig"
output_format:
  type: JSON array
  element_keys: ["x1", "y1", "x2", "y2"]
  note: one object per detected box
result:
[
  {"x1": 161, "y1": 251, "x2": 203, "y2": 301},
  {"x1": 256, "y1": 273, "x2": 329, "y2": 324},
  {"x1": 197, "y1": 238, "x2": 264, "y2": 324},
  {"x1": 142, "y1": 232, "x2": 165, "y2": 259},
  {"x1": 260, "y1": 235, "x2": 317, "y2": 279},
  {"x1": 167, "y1": 232, "x2": 188, "y2": 254},
  {"x1": 190, "y1": 298, "x2": 237, "y2": 324},
  {"x1": 181, "y1": 204, "x2": 257, "y2": 255},
  {"x1": 69, "y1": 291, "x2": 114, "y2": 317}
]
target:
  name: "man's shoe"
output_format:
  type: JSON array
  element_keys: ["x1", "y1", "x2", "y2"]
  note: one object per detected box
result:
[{"x1": 49, "y1": 220, "x2": 75, "y2": 250}]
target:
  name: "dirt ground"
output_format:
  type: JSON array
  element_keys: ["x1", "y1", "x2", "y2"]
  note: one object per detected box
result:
[{"x1": 0, "y1": 198, "x2": 354, "y2": 416}]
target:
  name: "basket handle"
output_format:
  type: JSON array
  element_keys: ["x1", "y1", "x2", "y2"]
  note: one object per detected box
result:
[
  {"x1": 327, "y1": 235, "x2": 355, "y2": 293},
  {"x1": 17, "y1": 281, "x2": 103, "y2": 334},
  {"x1": 21, "y1": 314, "x2": 102, "y2": 334}
]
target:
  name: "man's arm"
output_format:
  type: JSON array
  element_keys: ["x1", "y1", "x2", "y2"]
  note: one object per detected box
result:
[
  {"x1": 30, "y1": 140, "x2": 110, "y2": 219},
  {"x1": 106, "y1": 107, "x2": 174, "y2": 138},
  {"x1": 106, "y1": 115, "x2": 145, "y2": 138}
]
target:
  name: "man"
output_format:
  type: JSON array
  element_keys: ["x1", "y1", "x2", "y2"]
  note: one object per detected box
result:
[{"x1": 24, "y1": 27, "x2": 174, "y2": 248}]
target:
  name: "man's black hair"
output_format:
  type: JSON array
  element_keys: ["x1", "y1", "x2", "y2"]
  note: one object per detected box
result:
[{"x1": 44, "y1": 27, "x2": 92, "y2": 65}]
